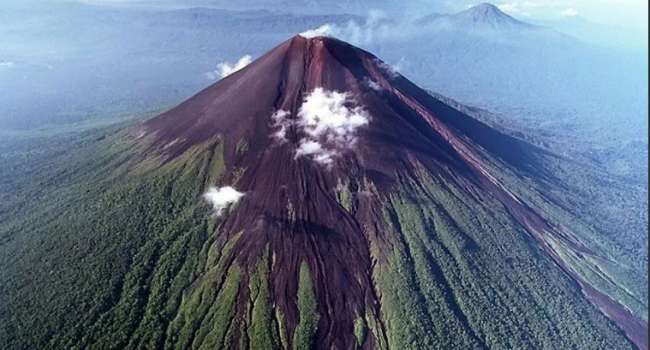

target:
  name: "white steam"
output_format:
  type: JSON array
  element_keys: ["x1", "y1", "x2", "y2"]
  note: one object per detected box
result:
[
  {"x1": 297, "y1": 11, "x2": 412, "y2": 79},
  {"x1": 203, "y1": 186, "x2": 245, "y2": 215},
  {"x1": 300, "y1": 24, "x2": 334, "y2": 38},
  {"x1": 375, "y1": 58, "x2": 404, "y2": 79},
  {"x1": 298, "y1": 10, "x2": 406, "y2": 46},
  {"x1": 206, "y1": 55, "x2": 252, "y2": 80}
]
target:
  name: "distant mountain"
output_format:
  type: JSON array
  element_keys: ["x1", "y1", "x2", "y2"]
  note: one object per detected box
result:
[
  {"x1": 415, "y1": 2, "x2": 573, "y2": 44},
  {"x1": 82, "y1": 0, "x2": 439, "y2": 15},
  {"x1": 1, "y1": 35, "x2": 646, "y2": 350},
  {"x1": 423, "y1": 3, "x2": 534, "y2": 32}
]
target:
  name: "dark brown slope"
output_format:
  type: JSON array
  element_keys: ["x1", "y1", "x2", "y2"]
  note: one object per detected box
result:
[
  {"x1": 141, "y1": 36, "x2": 646, "y2": 349},
  {"x1": 145, "y1": 35, "x2": 542, "y2": 176}
]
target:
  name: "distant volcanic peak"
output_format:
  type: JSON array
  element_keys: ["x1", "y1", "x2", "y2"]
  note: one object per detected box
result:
[
  {"x1": 453, "y1": 2, "x2": 532, "y2": 29},
  {"x1": 468, "y1": 2, "x2": 503, "y2": 14},
  {"x1": 459, "y1": 2, "x2": 509, "y2": 18}
]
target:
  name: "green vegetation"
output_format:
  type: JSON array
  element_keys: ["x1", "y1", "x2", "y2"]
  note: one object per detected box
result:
[
  {"x1": 248, "y1": 248, "x2": 280, "y2": 350},
  {"x1": 335, "y1": 179, "x2": 354, "y2": 212},
  {"x1": 364, "y1": 311, "x2": 388, "y2": 350},
  {"x1": 367, "y1": 163, "x2": 637, "y2": 349},
  {"x1": 353, "y1": 317, "x2": 367, "y2": 347},
  {"x1": 166, "y1": 232, "x2": 242, "y2": 350},
  {"x1": 472, "y1": 148, "x2": 648, "y2": 322},
  {"x1": 204, "y1": 138, "x2": 226, "y2": 186},
  {"x1": 194, "y1": 265, "x2": 241, "y2": 350},
  {"x1": 292, "y1": 262, "x2": 319, "y2": 350},
  {"x1": 0, "y1": 120, "x2": 644, "y2": 350},
  {"x1": 276, "y1": 309, "x2": 289, "y2": 350},
  {"x1": 0, "y1": 126, "x2": 244, "y2": 349}
]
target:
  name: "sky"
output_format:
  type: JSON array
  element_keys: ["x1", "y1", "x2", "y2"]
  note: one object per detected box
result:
[
  {"x1": 5, "y1": 0, "x2": 648, "y2": 32},
  {"x1": 8, "y1": 0, "x2": 648, "y2": 32}
]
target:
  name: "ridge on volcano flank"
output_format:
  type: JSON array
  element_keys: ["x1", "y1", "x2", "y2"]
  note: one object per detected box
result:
[{"x1": 138, "y1": 35, "x2": 647, "y2": 350}]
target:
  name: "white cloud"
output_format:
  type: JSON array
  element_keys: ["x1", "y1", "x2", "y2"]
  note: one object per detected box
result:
[
  {"x1": 375, "y1": 58, "x2": 403, "y2": 79},
  {"x1": 313, "y1": 152, "x2": 336, "y2": 165},
  {"x1": 364, "y1": 77, "x2": 383, "y2": 91},
  {"x1": 203, "y1": 186, "x2": 245, "y2": 215},
  {"x1": 206, "y1": 55, "x2": 252, "y2": 80},
  {"x1": 560, "y1": 8, "x2": 579, "y2": 16},
  {"x1": 298, "y1": 88, "x2": 369, "y2": 144},
  {"x1": 295, "y1": 140, "x2": 337, "y2": 165},
  {"x1": 496, "y1": 1, "x2": 583, "y2": 17},
  {"x1": 0, "y1": 61, "x2": 15, "y2": 69},
  {"x1": 271, "y1": 109, "x2": 292, "y2": 142},
  {"x1": 295, "y1": 140, "x2": 324, "y2": 155},
  {"x1": 497, "y1": 3, "x2": 525, "y2": 15},
  {"x1": 293, "y1": 88, "x2": 370, "y2": 166},
  {"x1": 270, "y1": 89, "x2": 370, "y2": 166},
  {"x1": 218, "y1": 55, "x2": 252, "y2": 77}
]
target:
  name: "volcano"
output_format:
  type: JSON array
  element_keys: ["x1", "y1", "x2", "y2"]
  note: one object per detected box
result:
[
  {"x1": 140, "y1": 35, "x2": 647, "y2": 349},
  {"x1": 417, "y1": 3, "x2": 537, "y2": 33},
  {"x1": 451, "y1": 3, "x2": 534, "y2": 31},
  {"x1": 1, "y1": 36, "x2": 647, "y2": 350}
]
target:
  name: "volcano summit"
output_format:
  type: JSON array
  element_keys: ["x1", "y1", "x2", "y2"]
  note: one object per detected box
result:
[{"x1": 1, "y1": 36, "x2": 647, "y2": 350}]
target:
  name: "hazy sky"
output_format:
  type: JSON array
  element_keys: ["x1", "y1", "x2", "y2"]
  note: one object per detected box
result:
[
  {"x1": 19, "y1": 0, "x2": 650, "y2": 30},
  {"x1": 483, "y1": 0, "x2": 648, "y2": 29}
]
